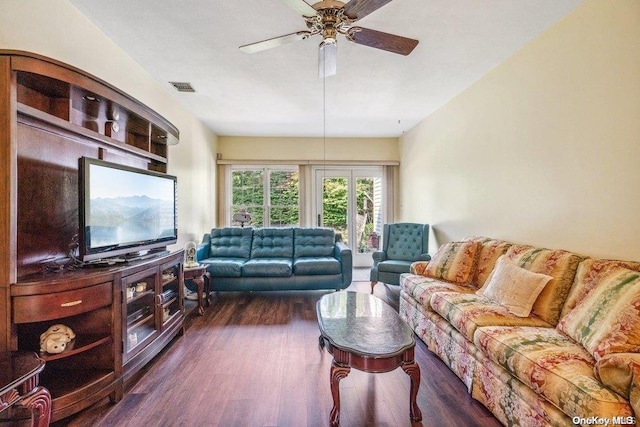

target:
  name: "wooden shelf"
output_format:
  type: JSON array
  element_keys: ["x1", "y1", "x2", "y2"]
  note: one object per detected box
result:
[
  {"x1": 39, "y1": 334, "x2": 112, "y2": 362},
  {"x1": 161, "y1": 297, "x2": 178, "y2": 308},
  {"x1": 17, "y1": 102, "x2": 167, "y2": 165},
  {"x1": 126, "y1": 289, "x2": 154, "y2": 304},
  {"x1": 40, "y1": 365, "x2": 115, "y2": 406},
  {"x1": 2, "y1": 51, "x2": 184, "y2": 423},
  {"x1": 13, "y1": 60, "x2": 177, "y2": 175}
]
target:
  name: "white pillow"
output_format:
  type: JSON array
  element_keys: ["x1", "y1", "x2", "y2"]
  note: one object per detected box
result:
[{"x1": 476, "y1": 255, "x2": 552, "y2": 317}]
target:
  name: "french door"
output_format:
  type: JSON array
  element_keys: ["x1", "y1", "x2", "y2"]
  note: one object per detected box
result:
[{"x1": 314, "y1": 167, "x2": 384, "y2": 267}]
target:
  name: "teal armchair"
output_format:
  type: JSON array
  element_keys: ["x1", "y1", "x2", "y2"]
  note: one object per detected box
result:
[{"x1": 370, "y1": 223, "x2": 430, "y2": 293}]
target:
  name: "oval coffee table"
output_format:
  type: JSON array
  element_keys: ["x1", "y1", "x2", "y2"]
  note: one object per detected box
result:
[{"x1": 317, "y1": 291, "x2": 422, "y2": 426}]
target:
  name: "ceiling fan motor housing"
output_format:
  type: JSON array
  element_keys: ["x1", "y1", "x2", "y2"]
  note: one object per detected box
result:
[{"x1": 240, "y1": 0, "x2": 419, "y2": 77}]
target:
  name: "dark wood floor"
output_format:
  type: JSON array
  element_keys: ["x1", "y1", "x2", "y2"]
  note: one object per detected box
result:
[{"x1": 57, "y1": 280, "x2": 501, "y2": 427}]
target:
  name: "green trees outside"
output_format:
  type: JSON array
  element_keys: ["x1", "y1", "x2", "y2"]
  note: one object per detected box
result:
[
  {"x1": 322, "y1": 177, "x2": 347, "y2": 230},
  {"x1": 231, "y1": 169, "x2": 299, "y2": 227},
  {"x1": 231, "y1": 169, "x2": 376, "y2": 251}
]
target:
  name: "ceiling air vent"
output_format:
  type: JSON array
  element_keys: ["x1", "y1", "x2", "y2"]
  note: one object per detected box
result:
[{"x1": 169, "y1": 82, "x2": 195, "y2": 93}]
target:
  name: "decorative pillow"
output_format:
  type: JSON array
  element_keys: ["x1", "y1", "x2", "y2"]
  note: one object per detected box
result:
[
  {"x1": 463, "y1": 237, "x2": 512, "y2": 289},
  {"x1": 558, "y1": 266, "x2": 640, "y2": 360},
  {"x1": 506, "y1": 244, "x2": 584, "y2": 326},
  {"x1": 423, "y1": 241, "x2": 480, "y2": 285},
  {"x1": 476, "y1": 255, "x2": 552, "y2": 317},
  {"x1": 561, "y1": 258, "x2": 640, "y2": 318}
]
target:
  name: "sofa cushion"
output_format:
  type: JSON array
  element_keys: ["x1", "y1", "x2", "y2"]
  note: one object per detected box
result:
[
  {"x1": 558, "y1": 266, "x2": 640, "y2": 361},
  {"x1": 251, "y1": 228, "x2": 294, "y2": 259},
  {"x1": 423, "y1": 241, "x2": 480, "y2": 285},
  {"x1": 505, "y1": 245, "x2": 583, "y2": 326},
  {"x1": 293, "y1": 257, "x2": 340, "y2": 275},
  {"x1": 377, "y1": 259, "x2": 413, "y2": 274},
  {"x1": 400, "y1": 274, "x2": 475, "y2": 308},
  {"x1": 209, "y1": 227, "x2": 253, "y2": 259},
  {"x1": 477, "y1": 255, "x2": 552, "y2": 317},
  {"x1": 430, "y1": 291, "x2": 551, "y2": 342},
  {"x1": 200, "y1": 257, "x2": 246, "y2": 277},
  {"x1": 474, "y1": 326, "x2": 633, "y2": 421},
  {"x1": 561, "y1": 258, "x2": 640, "y2": 318},
  {"x1": 294, "y1": 228, "x2": 335, "y2": 258},
  {"x1": 463, "y1": 237, "x2": 512, "y2": 289},
  {"x1": 595, "y1": 352, "x2": 640, "y2": 418},
  {"x1": 242, "y1": 258, "x2": 292, "y2": 277}
]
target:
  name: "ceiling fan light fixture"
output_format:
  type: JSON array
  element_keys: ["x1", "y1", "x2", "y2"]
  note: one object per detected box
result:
[
  {"x1": 242, "y1": 0, "x2": 419, "y2": 77},
  {"x1": 318, "y1": 38, "x2": 337, "y2": 78}
]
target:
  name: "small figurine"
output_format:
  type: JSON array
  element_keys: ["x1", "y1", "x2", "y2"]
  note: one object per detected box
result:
[
  {"x1": 40, "y1": 324, "x2": 75, "y2": 354},
  {"x1": 232, "y1": 207, "x2": 252, "y2": 227}
]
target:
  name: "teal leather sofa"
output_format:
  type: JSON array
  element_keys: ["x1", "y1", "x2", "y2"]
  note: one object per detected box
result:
[{"x1": 196, "y1": 227, "x2": 352, "y2": 291}]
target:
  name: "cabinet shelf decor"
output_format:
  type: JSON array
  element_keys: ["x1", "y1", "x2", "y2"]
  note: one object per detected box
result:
[{"x1": 0, "y1": 50, "x2": 183, "y2": 423}]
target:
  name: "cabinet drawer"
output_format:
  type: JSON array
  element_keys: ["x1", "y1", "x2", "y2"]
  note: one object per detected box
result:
[{"x1": 13, "y1": 281, "x2": 113, "y2": 323}]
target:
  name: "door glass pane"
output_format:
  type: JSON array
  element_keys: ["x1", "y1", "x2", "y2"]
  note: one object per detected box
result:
[
  {"x1": 356, "y1": 177, "x2": 382, "y2": 254},
  {"x1": 322, "y1": 177, "x2": 348, "y2": 244},
  {"x1": 269, "y1": 170, "x2": 299, "y2": 226},
  {"x1": 231, "y1": 170, "x2": 263, "y2": 227}
]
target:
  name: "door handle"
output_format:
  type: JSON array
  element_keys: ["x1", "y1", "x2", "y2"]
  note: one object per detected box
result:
[{"x1": 317, "y1": 214, "x2": 321, "y2": 227}]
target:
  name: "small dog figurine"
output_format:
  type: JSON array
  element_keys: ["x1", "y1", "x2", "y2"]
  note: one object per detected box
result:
[{"x1": 40, "y1": 324, "x2": 75, "y2": 354}]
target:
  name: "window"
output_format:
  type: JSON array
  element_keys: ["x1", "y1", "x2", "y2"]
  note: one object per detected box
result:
[{"x1": 230, "y1": 167, "x2": 299, "y2": 227}]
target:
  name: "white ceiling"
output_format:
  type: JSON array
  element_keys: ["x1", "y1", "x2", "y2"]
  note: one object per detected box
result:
[{"x1": 68, "y1": 0, "x2": 584, "y2": 138}]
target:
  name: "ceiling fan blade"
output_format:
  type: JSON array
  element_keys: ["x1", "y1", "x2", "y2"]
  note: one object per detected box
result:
[
  {"x1": 351, "y1": 27, "x2": 418, "y2": 55},
  {"x1": 318, "y1": 39, "x2": 337, "y2": 78},
  {"x1": 240, "y1": 31, "x2": 312, "y2": 54},
  {"x1": 343, "y1": 0, "x2": 394, "y2": 20},
  {"x1": 279, "y1": 0, "x2": 317, "y2": 16}
]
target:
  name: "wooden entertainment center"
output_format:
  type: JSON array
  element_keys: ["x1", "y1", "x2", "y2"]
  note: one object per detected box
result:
[{"x1": 0, "y1": 51, "x2": 185, "y2": 422}]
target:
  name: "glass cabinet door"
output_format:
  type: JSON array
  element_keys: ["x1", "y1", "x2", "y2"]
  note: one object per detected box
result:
[
  {"x1": 122, "y1": 267, "x2": 158, "y2": 362},
  {"x1": 159, "y1": 260, "x2": 182, "y2": 329}
]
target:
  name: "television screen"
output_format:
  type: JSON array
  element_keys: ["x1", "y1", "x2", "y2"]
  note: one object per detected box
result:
[{"x1": 79, "y1": 157, "x2": 177, "y2": 261}]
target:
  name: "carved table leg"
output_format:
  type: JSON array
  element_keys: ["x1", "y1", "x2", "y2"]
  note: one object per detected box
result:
[
  {"x1": 401, "y1": 361, "x2": 422, "y2": 422},
  {"x1": 329, "y1": 360, "x2": 350, "y2": 427},
  {"x1": 193, "y1": 276, "x2": 205, "y2": 316},
  {"x1": 204, "y1": 272, "x2": 212, "y2": 307},
  {"x1": 20, "y1": 386, "x2": 51, "y2": 427}
]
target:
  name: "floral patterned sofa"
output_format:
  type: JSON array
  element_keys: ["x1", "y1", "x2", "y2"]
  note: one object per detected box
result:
[{"x1": 400, "y1": 237, "x2": 640, "y2": 426}]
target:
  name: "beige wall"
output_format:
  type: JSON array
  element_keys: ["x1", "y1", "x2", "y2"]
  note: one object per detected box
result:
[
  {"x1": 218, "y1": 136, "x2": 398, "y2": 163},
  {"x1": 0, "y1": 0, "x2": 218, "y2": 246},
  {"x1": 399, "y1": 0, "x2": 640, "y2": 260}
]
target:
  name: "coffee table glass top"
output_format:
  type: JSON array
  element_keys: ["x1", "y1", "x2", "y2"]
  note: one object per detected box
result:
[{"x1": 317, "y1": 291, "x2": 415, "y2": 357}]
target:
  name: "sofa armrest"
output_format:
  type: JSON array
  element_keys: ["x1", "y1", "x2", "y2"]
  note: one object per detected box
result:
[
  {"x1": 418, "y1": 253, "x2": 432, "y2": 261},
  {"x1": 196, "y1": 233, "x2": 211, "y2": 262},
  {"x1": 371, "y1": 251, "x2": 386, "y2": 265},
  {"x1": 410, "y1": 260, "x2": 431, "y2": 275},
  {"x1": 334, "y1": 241, "x2": 352, "y2": 288},
  {"x1": 596, "y1": 353, "x2": 640, "y2": 418}
]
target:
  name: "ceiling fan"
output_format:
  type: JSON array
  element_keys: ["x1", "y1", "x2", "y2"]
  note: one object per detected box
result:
[{"x1": 240, "y1": 0, "x2": 419, "y2": 78}]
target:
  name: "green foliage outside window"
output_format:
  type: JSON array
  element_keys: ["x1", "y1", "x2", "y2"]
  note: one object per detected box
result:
[
  {"x1": 231, "y1": 169, "x2": 299, "y2": 227},
  {"x1": 231, "y1": 169, "x2": 377, "y2": 246}
]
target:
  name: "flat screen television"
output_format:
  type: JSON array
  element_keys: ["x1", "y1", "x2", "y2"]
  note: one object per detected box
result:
[{"x1": 79, "y1": 157, "x2": 178, "y2": 261}]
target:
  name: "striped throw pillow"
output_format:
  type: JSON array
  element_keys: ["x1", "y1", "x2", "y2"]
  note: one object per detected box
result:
[{"x1": 423, "y1": 241, "x2": 480, "y2": 285}]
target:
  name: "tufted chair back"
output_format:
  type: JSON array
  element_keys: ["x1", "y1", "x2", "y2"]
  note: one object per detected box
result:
[{"x1": 384, "y1": 223, "x2": 429, "y2": 261}]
